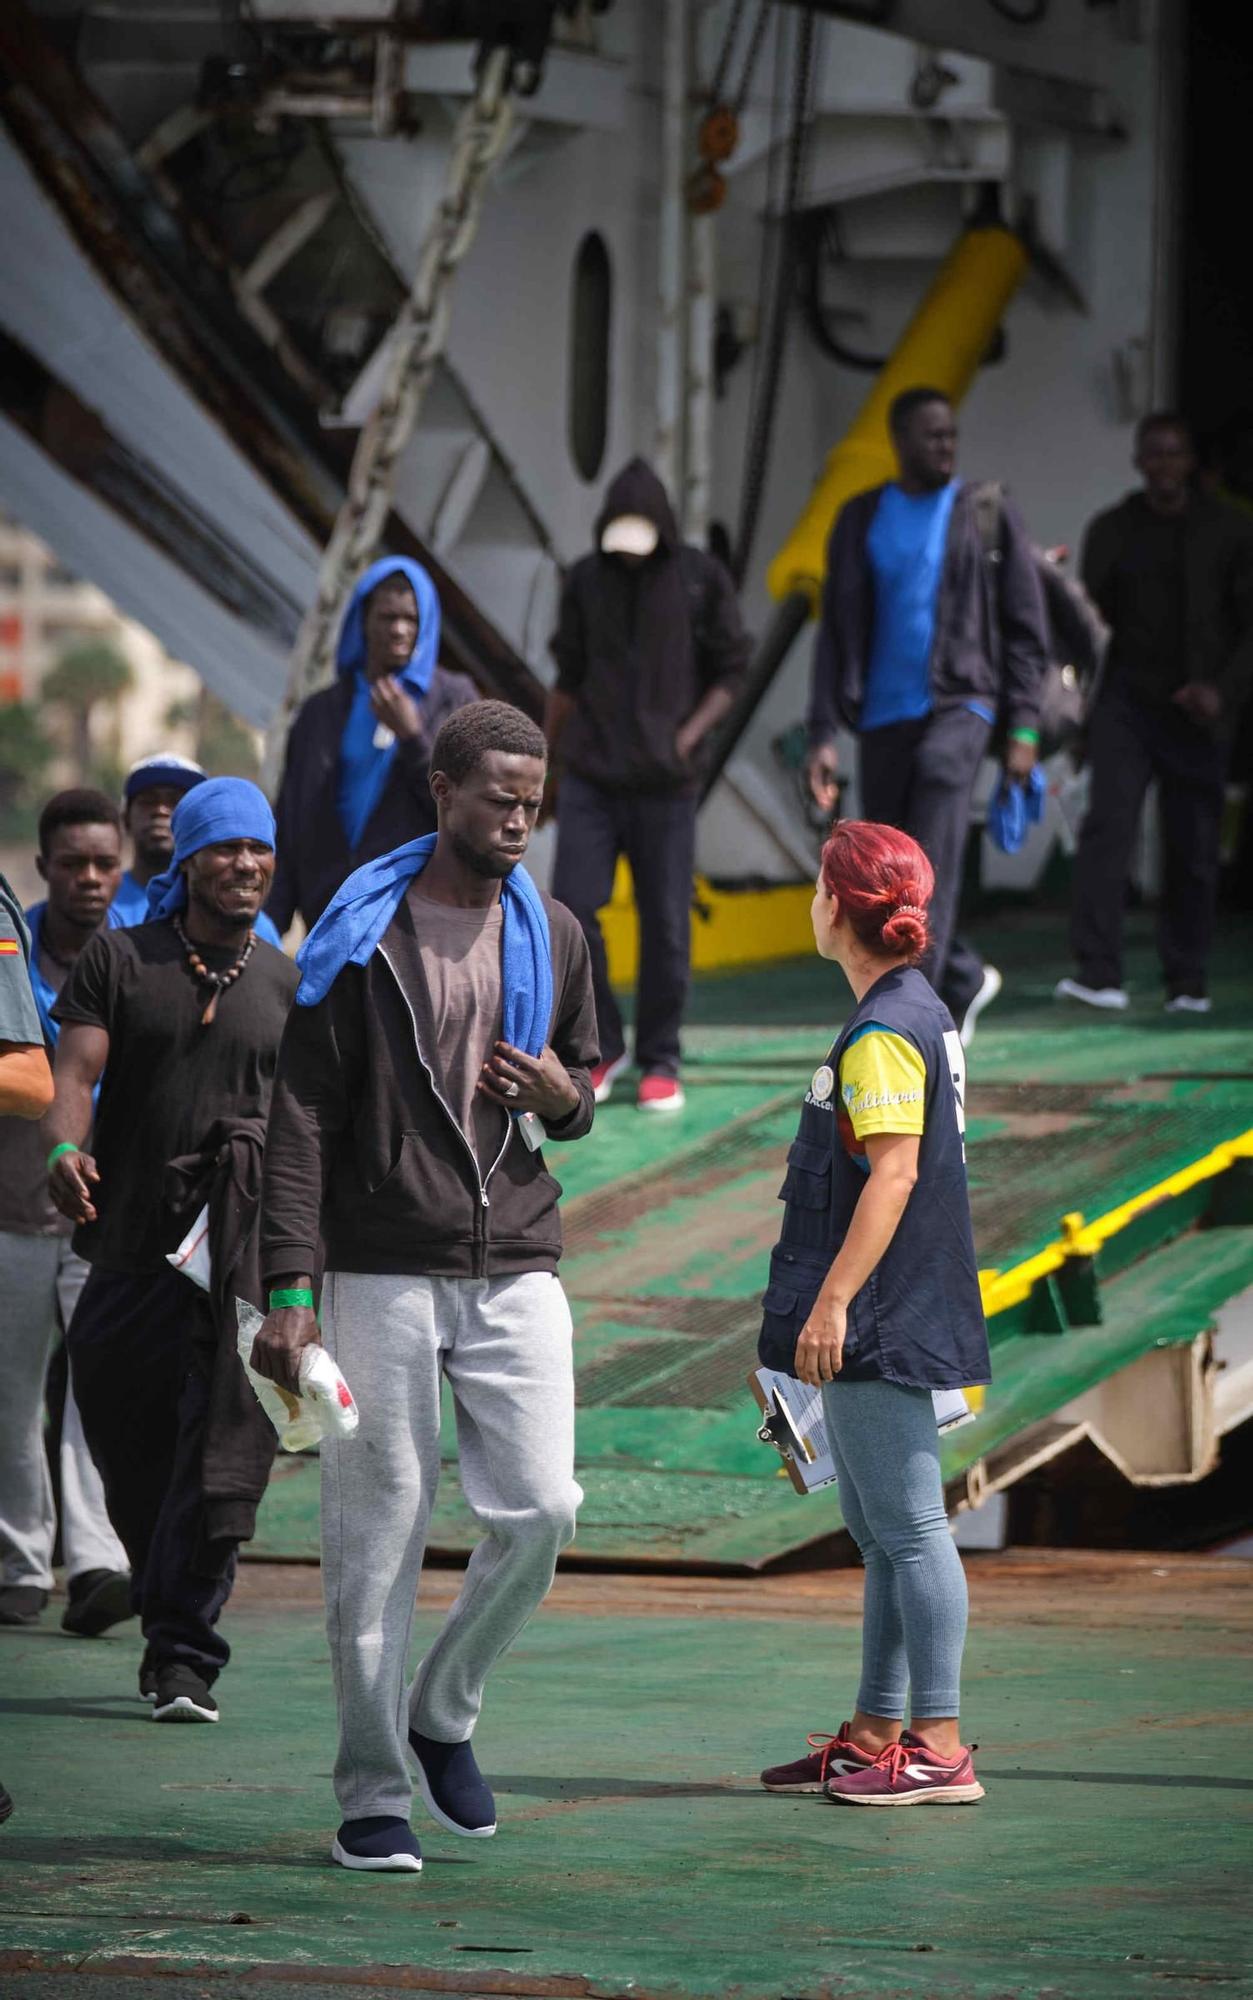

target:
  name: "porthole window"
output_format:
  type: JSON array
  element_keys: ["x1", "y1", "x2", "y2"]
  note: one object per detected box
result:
[{"x1": 568, "y1": 231, "x2": 612, "y2": 481}]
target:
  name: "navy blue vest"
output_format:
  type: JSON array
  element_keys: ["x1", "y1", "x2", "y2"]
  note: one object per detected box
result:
[{"x1": 758, "y1": 965, "x2": 990, "y2": 1390}]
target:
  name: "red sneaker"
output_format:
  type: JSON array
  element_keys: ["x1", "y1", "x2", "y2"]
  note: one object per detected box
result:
[
  {"x1": 761, "y1": 1723, "x2": 878, "y2": 1793},
  {"x1": 637, "y1": 1074, "x2": 685, "y2": 1113},
  {"x1": 589, "y1": 1054, "x2": 629, "y2": 1105},
  {"x1": 826, "y1": 1730, "x2": 984, "y2": 1807}
]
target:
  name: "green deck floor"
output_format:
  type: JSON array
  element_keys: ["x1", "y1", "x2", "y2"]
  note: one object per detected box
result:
[
  {"x1": 1, "y1": 1556, "x2": 1250, "y2": 1999},
  {"x1": 252, "y1": 910, "x2": 1253, "y2": 1566},
  {"x1": 3, "y1": 912, "x2": 1252, "y2": 1999}
]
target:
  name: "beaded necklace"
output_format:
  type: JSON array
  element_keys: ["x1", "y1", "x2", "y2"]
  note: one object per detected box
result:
[{"x1": 173, "y1": 915, "x2": 256, "y2": 1026}]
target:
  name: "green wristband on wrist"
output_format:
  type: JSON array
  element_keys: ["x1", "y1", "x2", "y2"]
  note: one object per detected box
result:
[
  {"x1": 1009, "y1": 727, "x2": 1040, "y2": 746},
  {"x1": 46, "y1": 1142, "x2": 80, "y2": 1171},
  {"x1": 270, "y1": 1287, "x2": 314, "y2": 1311}
]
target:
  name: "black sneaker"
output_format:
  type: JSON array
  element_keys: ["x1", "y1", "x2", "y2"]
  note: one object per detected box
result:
[
  {"x1": 138, "y1": 1651, "x2": 159, "y2": 1704},
  {"x1": 152, "y1": 1664, "x2": 219, "y2": 1723},
  {"x1": 331, "y1": 1816, "x2": 422, "y2": 1873},
  {"x1": 408, "y1": 1729, "x2": 496, "y2": 1837},
  {"x1": 61, "y1": 1569, "x2": 135, "y2": 1638},
  {"x1": 0, "y1": 1585, "x2": 48, "y2": 1627},
  {"x1": 0, "y1": 1782, "x2": 13, "y2": 1824}
]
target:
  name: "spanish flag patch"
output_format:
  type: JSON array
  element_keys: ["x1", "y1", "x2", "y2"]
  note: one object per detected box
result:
[{"x1": 0, "y1": 938, "x2": 20, "y2": 956}]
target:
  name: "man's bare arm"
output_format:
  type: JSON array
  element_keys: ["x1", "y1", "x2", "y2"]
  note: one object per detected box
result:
[
  {"x1": 45, "y1": 1022, "x2": 109, "y2": 1224},
  {"x1": 0, "y1": 1041, "x2": 54, "y2": 1119}
]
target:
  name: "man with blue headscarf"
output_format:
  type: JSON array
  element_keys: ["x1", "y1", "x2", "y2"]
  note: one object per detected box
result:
[
  {"x1": 42, "y1": 779, "x2": 299, "y2": 1725},
  {"x1": 267, "y1": 557, "x2": 477, "y2": 934},
  {"x1": 111, "y1": 752, "x2": 283, "y2": 947},
  {"x1": 253, "y1": 701, "x2": 597, "y2": 1874}
]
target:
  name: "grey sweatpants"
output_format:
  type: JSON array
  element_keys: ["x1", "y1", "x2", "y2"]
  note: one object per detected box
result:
[
  {"x1": 0, "y1": 1229, "x2": 128, "y2": 1589},
  {"x1": 320, "y1": 1269, "x2": 582, "y2": 1821}
]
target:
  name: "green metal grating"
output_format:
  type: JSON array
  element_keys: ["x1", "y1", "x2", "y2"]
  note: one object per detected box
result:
[{"x1": 248, "y1": 917, "x2": 1253, "y2": 1568}]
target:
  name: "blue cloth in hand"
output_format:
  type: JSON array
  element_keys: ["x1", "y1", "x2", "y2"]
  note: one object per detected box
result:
[
  {"x1": 295, "y1": 834, "x2": 553, "y2": 1065},
  {"x1": 145, "y1": 778, "x2": 277, "y2": 920},
  {"x1": 987, "y1": 764, "x2": 1047, "y2": 855}
]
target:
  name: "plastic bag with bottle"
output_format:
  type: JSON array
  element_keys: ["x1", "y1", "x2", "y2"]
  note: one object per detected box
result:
[{"x1": 235, "y1": 1299, "x2": 359, "y2": 1453}]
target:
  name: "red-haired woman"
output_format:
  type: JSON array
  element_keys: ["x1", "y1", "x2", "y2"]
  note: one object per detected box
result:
[{"x1": 759, "y1": 820, "x2": 990, "y2": 1807}]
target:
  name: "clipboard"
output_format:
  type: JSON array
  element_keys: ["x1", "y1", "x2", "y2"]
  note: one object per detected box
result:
[
  {"x1": 748, "y1": 1368, "x2": 838, "y2": 1494},
  {"x1": 749, "y1": 1369, "x2": 976, "y2": 1496}
]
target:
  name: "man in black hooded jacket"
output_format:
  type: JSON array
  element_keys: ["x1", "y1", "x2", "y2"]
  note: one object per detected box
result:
[{"x1": 546, "y1": 459, "x2": 750, "y2": 1114}]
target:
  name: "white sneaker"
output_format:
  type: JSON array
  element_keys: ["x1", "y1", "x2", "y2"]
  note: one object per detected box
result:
[
  {"x1": 1164, "y1": 993, "x2": 1212, "y2": 1015},
  {"x1": 959, "y1": 965, "x2": 1002, "y2": 1050},
  {"x1": 1054, "y1": 977, "x2": 1129, "y2": 1011}
]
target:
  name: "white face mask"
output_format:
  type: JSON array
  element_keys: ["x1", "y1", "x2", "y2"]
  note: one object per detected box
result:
[{"x1": 600, "y1": 514, "x2": 659, "y2": 559}]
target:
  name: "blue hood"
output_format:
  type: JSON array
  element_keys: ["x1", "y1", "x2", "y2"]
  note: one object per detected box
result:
[{"x1": 335, "y1": 556, "x2": 441, "y2": 696}]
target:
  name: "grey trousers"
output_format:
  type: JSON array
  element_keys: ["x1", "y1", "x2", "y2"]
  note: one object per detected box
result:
[
  {"x1": 859, "y1": 706, "x2": 992, "y2": 1020},
  {"x1": 0, "y1": 1230, "x2": 127, "y2": 1589},
  {"x1": 320, "y1": 1269, "x2": 582, "y2": 1821}
]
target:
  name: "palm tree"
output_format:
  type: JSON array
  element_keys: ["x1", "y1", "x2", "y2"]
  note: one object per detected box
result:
[
  {"x1": 0, "y1": 700, "x2": 55, "y2": 838},
  {"x1": 42, "y1": 640, "x2": 134, "y2": 782}
]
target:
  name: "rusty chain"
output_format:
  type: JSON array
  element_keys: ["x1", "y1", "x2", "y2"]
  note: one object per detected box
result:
[{"x1": 269, "y1": 47, "x2": 515, "y2": 773}]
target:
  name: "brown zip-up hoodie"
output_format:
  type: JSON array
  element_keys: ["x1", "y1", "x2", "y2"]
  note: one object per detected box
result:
[{"x1": 259, "y1": 891, "x2": 598, "y2": 1284}]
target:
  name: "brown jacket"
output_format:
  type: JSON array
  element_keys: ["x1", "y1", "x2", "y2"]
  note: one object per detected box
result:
[{"x1": 260, "y1": 893, "x2": 597, "y2": 1284}]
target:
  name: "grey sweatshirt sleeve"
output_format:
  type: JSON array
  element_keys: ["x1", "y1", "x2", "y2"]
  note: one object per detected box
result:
[
  {"x1": 543, "y1": 909, "x2": 598, "y2": 1143},
  {"x1": 260, "y1": 976, "x2": 362, "y2": 1283}
]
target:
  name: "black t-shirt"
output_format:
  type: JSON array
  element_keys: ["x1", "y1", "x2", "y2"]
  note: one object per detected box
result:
[
  {"x1": 1104, "y1": 504, "x2": 1188, "y2": 703},
  {"x1": 53, "y1": 922, "x2": 299, "y2": 1273}
]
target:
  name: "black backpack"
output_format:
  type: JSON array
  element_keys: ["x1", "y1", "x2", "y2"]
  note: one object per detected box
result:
[{"x1": 971, "y1": 481, "x2": 1107, "y2": 757}]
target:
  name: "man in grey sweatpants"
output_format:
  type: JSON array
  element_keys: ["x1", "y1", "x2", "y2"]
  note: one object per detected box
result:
[{"x1": 254, "y1": 700, "x2": 597, "y2": 1874}]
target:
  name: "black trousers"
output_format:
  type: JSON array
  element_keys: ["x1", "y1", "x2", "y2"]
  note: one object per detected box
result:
[
  {"x1": 551, "y1": 773, "x2": 697, "y2": 1076},
  {"x1": 1071, "y1": 690, "x2": 1227, "y2": 994},
  {"x1": 66, "y1": 1265, "x2": 238, "y2": 1683},
  {"x1": 858, "y1": 706, "x2": 992, "y2": 1020}
]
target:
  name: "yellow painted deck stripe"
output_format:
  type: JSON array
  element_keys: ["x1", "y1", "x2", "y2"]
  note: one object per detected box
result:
[{"x1": 978, "y1": 1126, "x2": 1253, "y2": 1320}]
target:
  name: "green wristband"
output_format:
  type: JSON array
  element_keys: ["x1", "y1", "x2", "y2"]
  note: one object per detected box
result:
[
  {"x1": 46, "y1": 1142, "x2": 80, "y2": 1171},
  {"x1": 270, "y1": 1286, "x2": 314, "y2": 1311},
  {"x1": 1009, "y1": 727, "x2": 1040, "y2": 746}
]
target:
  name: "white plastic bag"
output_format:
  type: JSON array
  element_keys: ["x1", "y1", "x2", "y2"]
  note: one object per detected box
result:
[
  {"x1": 166, "y1": 1204, "x2": 212, "y2": 1291},
  {"x1": 235, "y1": 1299, "x2": 359, "y2": 1453}
]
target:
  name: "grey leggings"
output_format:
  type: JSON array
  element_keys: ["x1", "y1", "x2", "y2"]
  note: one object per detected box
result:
[{"x1": 822, "y1": 1378, "x2": 969, "y2": 1718}]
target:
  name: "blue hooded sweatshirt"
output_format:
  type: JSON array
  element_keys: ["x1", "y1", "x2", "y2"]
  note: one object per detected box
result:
[{"x1": 335, "y1": 557, "x2": 442, "y2": 849}]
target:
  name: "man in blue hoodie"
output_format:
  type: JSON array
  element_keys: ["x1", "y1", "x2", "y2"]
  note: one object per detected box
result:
[{"x1": 267, "y1": 558, "x2": 477, "y2": 933}]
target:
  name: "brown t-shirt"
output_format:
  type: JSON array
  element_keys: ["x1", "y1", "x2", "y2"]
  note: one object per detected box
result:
[{"x1": 408, "y1": 886, "x2": 508, "y2": 1174}]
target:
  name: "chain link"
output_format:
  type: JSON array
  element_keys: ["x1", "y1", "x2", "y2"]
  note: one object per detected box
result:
[{"x1": 268, "y1": 48, "x2": 514, "y2": 775}]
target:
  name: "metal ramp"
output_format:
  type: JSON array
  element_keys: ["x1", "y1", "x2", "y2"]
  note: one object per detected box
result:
[{"x1": 249, "y1": 919, "x2": 1253, "y2": 1567}]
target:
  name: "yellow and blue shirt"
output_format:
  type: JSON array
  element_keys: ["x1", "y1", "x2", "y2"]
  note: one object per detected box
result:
[
  {"x1": 836, "y1": 1021, "x2": 927, "y2": 1168},
  {"x1": 760, "y1": 965, "x2": 988, "y2": 1391}
]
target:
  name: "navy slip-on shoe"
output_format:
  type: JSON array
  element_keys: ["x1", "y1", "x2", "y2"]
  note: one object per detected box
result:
[
  {"x1": 61, "y1": 1568, "x2": 135, "y2": 1638},
  {"x1": 408, "y1": 1730, "x2": 497, "y2": 1838},
  {"x1": 331, "y1": 1816, "x2": 422, "y2": 1873}
]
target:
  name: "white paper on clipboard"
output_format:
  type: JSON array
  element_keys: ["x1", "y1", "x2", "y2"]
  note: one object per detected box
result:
[{"x1": 749, "y1": 1370, "x2": 976, "y2": 1496}]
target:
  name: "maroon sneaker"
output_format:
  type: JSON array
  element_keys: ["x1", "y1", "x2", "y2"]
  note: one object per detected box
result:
[
  {"x1": 760, "y1": 1723, "x2": 878, "y2": 1794},
  {"x1": 826, "y1": 1729, "x2": 984, "y2": 1807}
]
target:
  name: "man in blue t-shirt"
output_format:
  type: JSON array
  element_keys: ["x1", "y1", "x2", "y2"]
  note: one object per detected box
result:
[
  {"x1": 806, "y1": 388, "x2": 1048, "y2": 1044},
  {"x1": 111, "y1": 755, "x2": 207, "y2": 929}
]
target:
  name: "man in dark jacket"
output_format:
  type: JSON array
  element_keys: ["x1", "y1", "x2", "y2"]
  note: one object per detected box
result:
[
  {"x1": 267, "y1": 556, "x2": 477, "y2": 933},
  {"x1": 1056, "y1": 413, "x2": 1253, "y2": 1013},
  {"x1": 253, "y1": 700, "x2": 597, "y2": 1875},
  {"x1": 806, "y1": 387, "x2": 1049, "y2": 1044},
  {"x1": 546, "y1": 458, "x2": 750, "y2": 1113}
]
